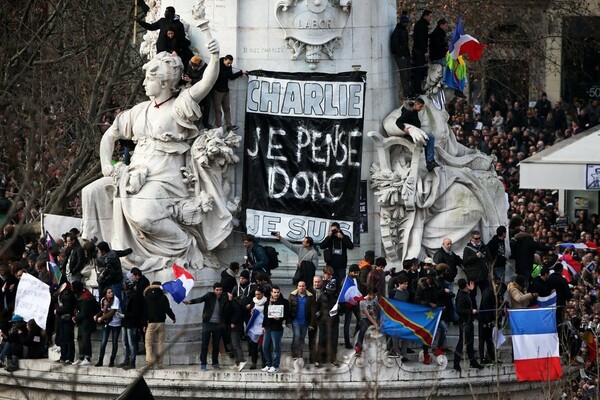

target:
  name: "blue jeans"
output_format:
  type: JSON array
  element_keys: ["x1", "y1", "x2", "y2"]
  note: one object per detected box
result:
[
  {"x1": 291, "y1": 322, "x2": 308, "y2": 358},
  {"x1": 122, "y1": 327, "x2": 137, "y2": 366},
  {"x1": 435, "y1": 320, "x2": 448, "y2": 349},
  {"x1": 263, "y1": 329, "x2": 283, "y2": 368},
  {"x1": 425, "y1": 133, "x2": 436, "y2": 162},
  {"x1": 200, "y1": 322, "x2": 222, "y2": 366},
  {"x1": 98, "y1": 325, "x2": 121, "y2": 362}
]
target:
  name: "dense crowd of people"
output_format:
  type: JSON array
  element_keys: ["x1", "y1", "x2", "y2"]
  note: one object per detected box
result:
[{"x1": 0, "y1": 5, "x2": 599, "y2": 399}]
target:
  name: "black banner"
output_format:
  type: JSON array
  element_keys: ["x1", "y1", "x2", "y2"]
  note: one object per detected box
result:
[{"x1": 242, "y1": 70, "x2": 366, "y2": 243}]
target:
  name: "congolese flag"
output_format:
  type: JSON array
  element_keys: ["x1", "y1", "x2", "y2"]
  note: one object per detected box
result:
[
  {"x1": 378, "y1": 297, "x2": 442, "y2": 346},
  {"x1": 444, "y1": 16, "x2": 485, "y2": 92}
]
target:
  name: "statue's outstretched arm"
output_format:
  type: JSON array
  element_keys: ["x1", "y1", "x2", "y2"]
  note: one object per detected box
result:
[
  {"x1": 189, "y1": 39, "x2": 220, "y2": 103},
  {"x1": 100, "y1": 127, "x2": 117, "y2": 177}
]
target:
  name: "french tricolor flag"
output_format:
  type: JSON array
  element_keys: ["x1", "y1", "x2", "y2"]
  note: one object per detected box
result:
[
  {"x1": 162, "y1": 264, "x2": 195, "y2": 304},
  {"x1": 509, "y1": 308, "x2": 562, "y2": 382}
]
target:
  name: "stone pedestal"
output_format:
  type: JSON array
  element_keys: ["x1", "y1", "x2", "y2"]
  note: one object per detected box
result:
[{"x1": 137, "y1": 0, "x2": 399, "y2": 364}]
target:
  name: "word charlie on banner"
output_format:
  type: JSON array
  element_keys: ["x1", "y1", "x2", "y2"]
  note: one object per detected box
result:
[{"x1": 242, "y1": 70, "x2": 366, "y2": 242}]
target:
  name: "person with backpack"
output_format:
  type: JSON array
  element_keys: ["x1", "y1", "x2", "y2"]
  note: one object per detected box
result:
[
  {"x1": 72, "y1": 280, "x2": 97, "y2": 366},
  {"x1": 242, "y1": 235, "x2": 270, "y2": 281}
]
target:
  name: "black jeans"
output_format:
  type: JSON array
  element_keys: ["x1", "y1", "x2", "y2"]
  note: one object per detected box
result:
[
  {"x1": 454, "y1": 320, "x2": 475, "y2": 367},
  {"x1": 343, "y1": 306, "x2": 360, "y2": 347},
  {"x1": 58, "y1": 319, "x2": 75, "y2": 362},
  {"x1": 200, "y1": 322, "x2": 222, "y2": 366},
  {"x1": 77, "y1": 330, "x2": 92, "y2": 360}
]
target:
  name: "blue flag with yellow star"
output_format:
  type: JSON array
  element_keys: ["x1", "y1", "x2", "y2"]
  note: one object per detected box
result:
[{"x1": 379, "y1": 297, "x2": 443, "y2": 346}]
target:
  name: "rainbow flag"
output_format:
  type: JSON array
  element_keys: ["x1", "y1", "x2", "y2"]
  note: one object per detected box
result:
[
  {"x1": 444, "y1": 16, "x2": 485, "y2": 92},
  {"x1": 378, "y1": 297, "x2": 442, "y2": 346}
]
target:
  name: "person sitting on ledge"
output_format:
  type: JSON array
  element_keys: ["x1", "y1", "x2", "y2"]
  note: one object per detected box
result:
[{"x1": 394, "y1": 97, "x2": 440, "y2": 172}]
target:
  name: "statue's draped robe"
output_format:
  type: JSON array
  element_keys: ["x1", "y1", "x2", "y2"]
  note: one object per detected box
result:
[{"x1": 82, "y1": 90, "x2": 232, "y2": 272}]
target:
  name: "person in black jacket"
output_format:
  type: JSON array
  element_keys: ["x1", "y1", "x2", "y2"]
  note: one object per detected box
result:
[
  {"x1": 72, "y1": 281, "x2": 96, "y2": 366},
  {"x1": 262, "y1": 286, "x2": 290, "y2": 373},
  {"x1": 162, "y1": 25, "x2": 193, "y2": 67},
  {"x1": 395, "y1": 98, "x2": 439, "y2": 171},
  {"x1": 243, "y1": 235, "x2": 270, "y2": 281},
  {"x1": 478, "y1": 279, "x2": 505, "y2": 365},
  {"x1": 96, "y1": 242, "x2": 125, "y2": 301},
  {"x1": 462, "y1": 231, "x2": 492, "y2": 308},
  {"x1": 55, "y1": 282, "x2": 76, "y2": 364},
  {"x1": 137, "y1": 6, "x2": 186, "y2": 55},
  {"x1": 411, "y1": 10, "x2": 432, "y2": 95},
  {"x1": 453, "y1": 279, "x2": 483, "y2": 372},
  {"x1": 121, "y1": 280, "x2": 145, "y2": 370},
  {"x1": 143, "y1": 282, "x2": 176, "y2": 369},
  {"x1": 320, "y1": 222, "x2": 354, "y2": 291},
  {"x1": 486, "y1": 226, "x2": 508, "y2": 283},
  {"x1": 433, "y1": 237, "x2": 462, "y2": 284},
  {"x1": 184, "y1": 282, "x2": 228, "y2": 370},
  {"x1": 21, "y1": 319, "x2": 45, "y2": 360},
  {"x1": 212, "y1": 55, "x2": 246, "y2": 130},
  {"x1": 223, "y1": 292, "x2": 247, "y2": 371},
  {"x1": 428, "y1": 18, "x2": 448, "y2": 63},
  {"x1": 390, "y1": 12, "x2": 411, "y2": 98},
  {"x1": 220, "y1": 262, "x2": 240, "y2": 294},
  {"x1": 182, "y1": 56, "x2": 211, "y2": 129},
  {"x1": 547, "y1": 264, "x2": 572, "y2": 325},
  {"x1": 510, "y1": 230, "x2": 552, "y2": 290},
  {"x1": 530, "y1": 267, "x2": 552, "y2": 297},
  {"x1": 63, "y1": 233, "x2": 85, "y2": 282}
]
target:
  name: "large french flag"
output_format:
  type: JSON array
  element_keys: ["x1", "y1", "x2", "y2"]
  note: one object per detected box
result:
[
  {"x1": 447, "y1": 17, "x2": 485, "y2": 62},
  {"x1": 162, "y1": 264, "x2": 195, "y2": 304},
  {"x1": 509, "y1": 308, "x2": 562, "y2": 382}
]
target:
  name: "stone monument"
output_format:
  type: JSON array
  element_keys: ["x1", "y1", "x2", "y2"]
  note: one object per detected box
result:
[
  {"x1": 81, "y1": 25, "x2": 241, "y2": 278},
  {"x1": 368, "y1": 64, "x2": 508, "y2": 266}
]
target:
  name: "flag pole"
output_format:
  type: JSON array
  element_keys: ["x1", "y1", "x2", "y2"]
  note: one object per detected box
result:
[{"x1": 133, "y1": 0, "x2": 138, "y2": 45}]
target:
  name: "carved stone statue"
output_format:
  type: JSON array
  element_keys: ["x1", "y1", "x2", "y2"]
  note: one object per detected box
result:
[
  {"x1": 81, "y1": 36, "x2": 240, "y2": 274},
  {"x1": 369, "y1": 64, "x2": 507, "y2": 266}
]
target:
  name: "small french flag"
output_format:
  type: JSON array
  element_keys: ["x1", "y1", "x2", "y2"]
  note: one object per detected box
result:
[{"x1": 162, "y1": 264, "x2": 195, "y2": 303}]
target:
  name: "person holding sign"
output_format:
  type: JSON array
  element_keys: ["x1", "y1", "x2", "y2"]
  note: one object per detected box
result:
[{"x1": 261, "y1": 286, "x2": 290, "y2": 373}]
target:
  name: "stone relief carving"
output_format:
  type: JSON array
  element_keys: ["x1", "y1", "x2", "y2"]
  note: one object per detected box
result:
[
  {"x1": 368, "y1": 65, "x2": 507, "y2": 266},
  {"x1": 275, "y1": 0, "x2": 352, "y2": 68}
]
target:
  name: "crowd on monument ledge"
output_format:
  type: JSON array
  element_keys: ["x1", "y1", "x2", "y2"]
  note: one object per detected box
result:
[{"x1": 1, "y1": 6, "x2": 600, "y2": 400}]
